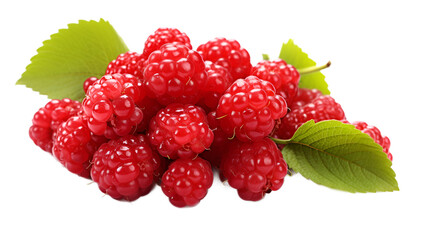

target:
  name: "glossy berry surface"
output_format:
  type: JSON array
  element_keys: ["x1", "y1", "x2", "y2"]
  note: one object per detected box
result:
[
  {"x1": 198, "y1": 61, "x2": 233, "y2": 112},
  {"x1": 143, "y1": 43, "x2": 207, "y2": 105},
  {"x1": 149, "y1": 104, "x2": 214, "y2": 159},
  {"x1": 53, "y1": 116, "x2": 107, "y2": 178},
  {"x1": 220, "y1": 138, "x2": 288, "y2": 201},
  {"x1": 91, "y1": 134, "x2": 165, "y2": 201},
  {"x1": 352, "y1": 121, "x2": 393, "y2": 161},
  {"x1": 105, "y1": 51, "x2": 146, "y2": 79},
  {"x1": 135, "y1": 97, "x2": 164, "y2": 132},
  {"x1": 83, "y1": 77, "x2": 99, "y2": 94},
  {"x1": 197, "y1": 38, "x2": 252, "y2": 80},
  {"x1": 29, "y1": 98, "x2": 81, "y2": 153},
  {"x1": 251, "y1": 59, "x2": 300, "y2": 106},
  {"x1": 143, "y1": 28, "x2": 192, "y2": 59},
  {"x1": 216, "y1": 76, "x2": 287, "y2": 142},
  {"x1": 289, "y1": 88, "x2": 323, "y2": 110},
  {"x1": 161, "y1": 157, "x2": 213, "y2": 207},
  {"x1": 200, "y1": 111, "x2": 230, "y2": 169},
  {"x1": 83, "y1": 73, "x2": 144, "y2": 139},
  {"x1": 274, "y1": 95, "x2": 346, "y2": 139}
]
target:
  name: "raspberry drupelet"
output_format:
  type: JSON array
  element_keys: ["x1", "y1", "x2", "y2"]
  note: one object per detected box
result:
[
  {"x1": 91, "y1": 134, "x2": 165, "y2": 201},
  {"x1": 82, "y1": 73, "x2": 144, "y2": 139},
  {"x1": 220, "y1": 138, "x2": 288, "y2": 201},
  {"x1": 197, "y1": 37, "x2": 252, "y2": 80},
  {"x1": 216, "y1": 76, "x2": 288, "y2": 142},
  {"x1": 161, "y1": 157, "x2": 213, "y2": 207},
  {"x1": 274, "y1": 95, "x2": 346, "y2": 140},
  {"x1": 251, "y1": 59, "x2": 300, "y2": 107},
  {"x1": 53, "y1": 115, "x2": 107, "y2": 178},
  {"x1": 200, "y1": 111, "x2": 230, "y2": 169},
  {"x1": 148, "y1": 103, "x2": 214, "y2": 159},
  {"x1": 105, "y1": 51, "x2": 146, "y2": 79},
  {"x1": 143, "y1": 28, "x2": 192, "y2": 59},
  {"x1": 83, "y1": 77, "x2": 99, "y2": 94},
  {"x1": 135, "y1": 97, "x2": 164, "y2": 133},
  {"x1": 289, "y1": 88, "x2": 323, "y2": 110},
  {"x1": 143, "y1": 42, "x2": 207, "y2": 105},
  {"x1": 29, "y1": 98, "x2": 81, "y2": 153},
  {"x1": 198, "y1": 61, "x2": 233, "y2": 112}
]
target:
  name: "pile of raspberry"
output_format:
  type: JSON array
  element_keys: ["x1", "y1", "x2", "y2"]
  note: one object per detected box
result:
[{"x1": 28, "y1": 27, "x2": 393, "y2": 207}]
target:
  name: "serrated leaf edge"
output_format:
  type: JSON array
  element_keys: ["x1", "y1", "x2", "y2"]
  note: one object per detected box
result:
[{"x1": 283, "y1": 120, "x2": 399, "y2": 193}]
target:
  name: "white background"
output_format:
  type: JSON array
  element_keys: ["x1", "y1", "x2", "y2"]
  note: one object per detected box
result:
[{"x1": 1, "y1": 0, "x2": 428, "y2": 239}]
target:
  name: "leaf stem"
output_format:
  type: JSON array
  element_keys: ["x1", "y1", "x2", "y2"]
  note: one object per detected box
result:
[
  {"x1": 297, "y1": 61, "x2": 331, "y2": 75},
  {"x1": 269, "y1": 136, "x2": 290, "y2": 145}
]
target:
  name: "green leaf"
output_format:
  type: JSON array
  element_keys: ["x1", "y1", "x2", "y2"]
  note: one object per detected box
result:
[
  {"x1": 16, "y1": 19, "x2": 129, "y2": 101},
  {"x1": 279, "y1": 39, "x2": 330, "y2": 94},
  {"x1": 281, "y1": 120, "x2": 399, "y2": 193},
  {"x1": 262, "y1": 53, "x2": 270, "y2": 60}
]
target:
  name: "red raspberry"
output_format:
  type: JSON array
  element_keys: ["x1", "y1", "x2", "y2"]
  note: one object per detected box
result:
[
  {"x1": 105, "y1": 51, "x2": 146, "y2": 79},
  {"x1": 29, "y1": 98, "x2": 81, "y2": 153},
  {"x1": 220, "y1": 138, "x2": 288, "y2": 201},
  {"x1": 91, "y1": 134, "x2": 165, "y2": 201},
  {"x1": 53, "y1": 115, "x2": 107, "y2": 178},
  {"x1": 148, "y1": 104, "x2": 214, "y2": 159},
  {"x1": 200, "y1": 111, "x2": 230, "y2": 169},
  {"x1": 83, "y1": 77, "x2": 98, "y2": 94},
  {"x1": 289, "y1": 88, "x2": 323, "y2": 110},
  {"x1": 143, "y1": 42, "x2": 207, "y2": 105},
  {"x1": 198, "y1": 61, "x2": 233, "y2": 112},
  {"x1": 350, "y1": 121, "x2": 393, "y2": 161},
  {"x1": 143, "y1": 28, "x2": 192, "y2": 59},
  {"x1": 135, "y1": 97, "x2": 164, "y2": 133},
  {"x1": 161, "y1": 157, "x2": 213, "y2": 207},
  {"x1": 82, "y1": 73, "x2": 144, "y2": 139},
  {"x1": 274, "y1": 95, "x2": 346, "y2": 139},
  {"x1": 216, "y1": 76, "x2": 287, "y2": 142},
  {"x1": 251, "y1": 59, "x2": 300, "y2": 106},
  {"x1": 197, "y1": 38, "x2": 252, "y2": 80}
]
